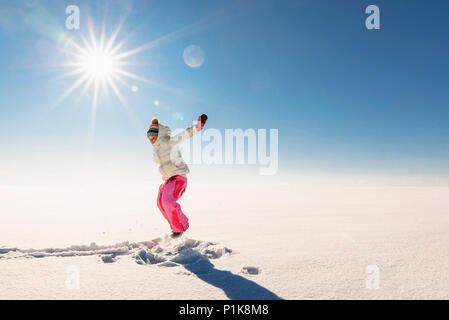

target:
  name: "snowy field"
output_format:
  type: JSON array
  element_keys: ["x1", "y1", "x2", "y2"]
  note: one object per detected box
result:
[{"x1": 1, "y1": 182, "x2": 449, "y2": 299}]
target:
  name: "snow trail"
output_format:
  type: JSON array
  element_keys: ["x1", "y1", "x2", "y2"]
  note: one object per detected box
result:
[{"x1": 0, "y1": 235, "x2": 234, "y2": 268}]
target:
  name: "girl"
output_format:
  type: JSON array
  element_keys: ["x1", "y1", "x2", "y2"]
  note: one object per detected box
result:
[{"x1": 147, "y1": 114, "x2": 208, "y2": 238}]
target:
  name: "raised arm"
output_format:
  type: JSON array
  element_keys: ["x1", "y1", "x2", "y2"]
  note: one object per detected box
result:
[{"x1": 171, "y1": 114, "x2": 208, "y2": 145}]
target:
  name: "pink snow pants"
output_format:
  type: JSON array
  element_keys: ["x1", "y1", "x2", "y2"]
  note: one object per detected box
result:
[{"x1": 157, "y1": 175, "x2": 189, "y2": 233}]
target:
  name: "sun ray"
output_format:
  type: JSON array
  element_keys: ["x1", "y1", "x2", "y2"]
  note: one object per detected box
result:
[
  {"x1": 88, "y1": 79, "x2": 100, "y2": 144},
  {"x1": 88, "y1": 22, "x2": 98, "y2": 51},
  {"x1": 111, "y1": 10, "x2": 223, "y2": 62},
  {"x1": 81, "y1": 76, "x2": 95, "y2": 97},
  {"x1": 111, "y1": 67, "x2": 191, "y2": 97},
  {"x1": 110, "y1": 67, "x2": 146, "y2": 82},
  {"x1": 100, "y1": 23, "x2": 106, "y2": 49},
  {"x1": 107, "y1": 76, "x2": 144, "y2": 128},
  {"x1": 107, "y1": 27, "x2": 140, "y2": 57},
  {"x1": 51, "y1": 73, "x2": 90, "y2": 109},
  {"x1": 101, "y1": 76, "x2": 110, "y2": 98},
  {"x1": 107, "y1": 77, "x2": 128, "y2": 109},
  {"x1": 64, "y1": 38, "x2": 89, "y2": 57},
  {"x1": 79, "y1": 33, "x2": 93, "y2": 53},
  {"x1": 60, "y1": 68, "x2": 87, "y2": 79},
  {"x1": 104, "y1": 8, "x2": 131, "y2": 53},
  {"x1": 60, "y1": 50, "x2": 86, "y2": 61},
  {"x1": 110, "y1": 72, "x2": 130, "y2": 88}
]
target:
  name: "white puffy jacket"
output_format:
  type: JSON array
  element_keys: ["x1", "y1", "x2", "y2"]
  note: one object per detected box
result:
[{"x1": 150, "y1": 122, "x2": 201, "y2": 181}]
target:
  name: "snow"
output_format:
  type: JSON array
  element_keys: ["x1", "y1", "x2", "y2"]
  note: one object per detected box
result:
[{"x1": 1, "y1": 183, "x2": 449, "y2": 299}]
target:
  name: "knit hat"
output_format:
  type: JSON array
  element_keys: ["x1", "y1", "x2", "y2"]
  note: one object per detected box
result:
[{"x1": 147, "y1": 118, "x2": 159, "y2": 137}]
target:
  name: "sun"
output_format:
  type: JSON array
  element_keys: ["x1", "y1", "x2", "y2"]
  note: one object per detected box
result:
[
  {"x1": 55, "y1": 16, "x2": 193, "y2": 143},
  {"x1": 60, "y1": 25, "x2": 136, "y2": 101},
  {"x1": 81, "y1": 48, "x2": 115, "y2": 80},
  {"x1": 56, "y1": 21, "x2": 151, "y2": 141}
]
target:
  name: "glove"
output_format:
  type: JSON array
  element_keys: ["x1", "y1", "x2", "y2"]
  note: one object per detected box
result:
[{"x1": 197, "y1": 114, "x2": 208, "y2": 131}]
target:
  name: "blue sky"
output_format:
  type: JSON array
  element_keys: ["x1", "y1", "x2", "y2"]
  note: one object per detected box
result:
[{"x1": 0, "y1": 0, "x2": 448, "y2": 185}]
